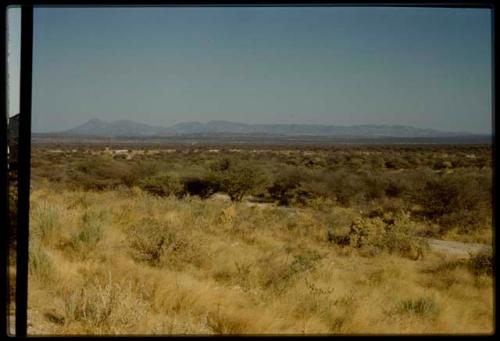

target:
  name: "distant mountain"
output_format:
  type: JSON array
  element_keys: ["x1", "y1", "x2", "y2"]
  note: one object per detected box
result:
[
  {"x1": 170, "y1": 120, "x2": 475, "y2": 138},
  {"x1": 171, "y1": 121, "x2": 207, "y2": 134},
  {"x1": 62, "y1": 118, "x2": 174, "y2": 137},
  {"x1": 57, "y1": 118, "x2": 481, "y2": 138}
]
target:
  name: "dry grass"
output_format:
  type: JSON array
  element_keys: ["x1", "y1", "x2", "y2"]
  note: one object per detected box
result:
[{"x1": 27, "y1": 184, "x2": 494, "y2": 335}]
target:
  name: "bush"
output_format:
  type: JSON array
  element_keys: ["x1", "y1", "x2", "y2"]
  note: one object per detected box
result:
[
  {"x1": 328, "y1": 213, "x2": 428, "y2": 260},
  {"x1": 139, "y1": 173, "x2": 184, "y2": 198},
  {"x1": 127, "y1": 219, "x2": 175, "y2": 266},
  {"x1": 71, "y1": 209, "x2": 105, "y2": 249},
  {"x1": 68, "y1": 157, "x2": 155, "y2": 190},
  {"x1": 409, "y1": 170, "x2": 491, "y2": 233},
  {"x1": 210, "y1": 158, "x2": 269, "y2": 202},
  {"x1": 258, "y1": 250, "x2": 322, "y2": 294},
  {"x1": 127, "y1": 160, "x2": 163, "y2": 185},
  {"x1": 126, "y1": 218, "x2": 199, "y2": 269},
  {"x1": 267, "y1": 168, "x2": 307, "y2": 205},
  {"x1": 378, "y1": 214, "x2": 428, "y2": 259},
  {"x1": 327, "y1": 170, "x2": 364, "y2": 206},
  {"x1": 360, "y1": 171, "x2": 388, "y2": 201},
  {"x1": 395, "y1": 297, "x2": 439, "y2": 318},
  {"x1": 385, "y1": 175, "x2": 409, "y2": 198},
  {"x1": 182, "y1": 175, "x2": 219, "y2": 199},
  {"x1": 287, "y1": 251, "x2": 322, "y2": 278}
]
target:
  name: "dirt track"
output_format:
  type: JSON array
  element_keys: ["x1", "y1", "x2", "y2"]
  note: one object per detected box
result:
[
  {"x1": 241, "y1": 195, "x2": 493, "y2": 259},
  {"x1": 426, "y1": 238, "x2": 492, "y2": 259}
]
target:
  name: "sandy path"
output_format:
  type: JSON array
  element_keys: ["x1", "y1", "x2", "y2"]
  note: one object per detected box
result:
[{"x1": 426, "y1": 238, "x2": 492, "y2": 259}]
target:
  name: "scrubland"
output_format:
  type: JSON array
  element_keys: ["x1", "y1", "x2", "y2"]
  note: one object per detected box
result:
[{"x1": 23, "y1": 144, "x2": 493, "y2": 334}]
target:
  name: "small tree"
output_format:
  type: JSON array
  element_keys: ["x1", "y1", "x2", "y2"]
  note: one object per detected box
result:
[
  {"x1": 267, "y1": 168, "x2": 304, "y2": 205},
  {"x1": 210, "y1": 158, "x2": 268, "y2": 202},
  {"x1": 139, "y1": 173, "x2": 184, "y2": 198}
]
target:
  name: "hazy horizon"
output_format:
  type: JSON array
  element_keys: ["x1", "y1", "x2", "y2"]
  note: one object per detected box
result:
[
  {"x1": 34, "y1": 116, "x2": 489, "y2": 135},
  {"x1": 7, "y1": 6, "x2": 492, "y2": 134}
]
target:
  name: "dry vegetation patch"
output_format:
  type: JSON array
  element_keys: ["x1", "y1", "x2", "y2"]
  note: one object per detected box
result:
[{"x1": 25, "y1": 145, "x2": 493, "y2": 334}]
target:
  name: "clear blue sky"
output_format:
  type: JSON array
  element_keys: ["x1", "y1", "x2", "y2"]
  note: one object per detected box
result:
[{"x1": 7, "y1": 6, "x2": 492, "y2": 133}]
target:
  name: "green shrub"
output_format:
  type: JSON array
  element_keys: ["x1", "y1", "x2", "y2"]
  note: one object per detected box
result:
[
  {"x1": 287, "y1": 250, "x2": 322, "y2": 278},
  {"x1": 68, "y1": 157, "x2": 151, "y2": 190},
  {"x1": 379, "y1": 214, "x2": 428, "y2": 259},
  {"x1": 72, "y1": 209, "x2": 105, "y2": 248},
  {"x1": 395, "y1": 297, "x2": 439, "y2": 318},
  {"x1": 127, "y1": 160, "x2": 162, "y2": 185},
  {"x1": 210, "y1": 158, "x2": 269, "y2": 202},
  {"x1": 139, "y1": 173, "x2": 185, "y2": 198},
  {"x1": 267, "y1": 168, "x2": 306, "y2": 205},
  {"x1": 385, "y1": 175, "x2": 409, "y2": 198},
  {"x1": 360, "y1": 171, "x2": 388, "y2": 201},
  {"x1": 328, "y1": 214, "x2": 427, "y2": 260},
  {"x1": 325, "y1": 170, "x2": 376, "y2": 206},
  {"x1": 409, "y1": 170, "x2": 491, "y2": 234}
]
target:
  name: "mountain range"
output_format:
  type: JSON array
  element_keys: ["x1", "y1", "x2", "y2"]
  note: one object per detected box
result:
[{"x1": 56, "y1": 118, "x2": 482, "y2": 138}]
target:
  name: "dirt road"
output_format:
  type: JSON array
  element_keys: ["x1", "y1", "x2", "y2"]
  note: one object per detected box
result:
[{"x1": 426, "y1": 238, "x2": 492, "y2": 259}]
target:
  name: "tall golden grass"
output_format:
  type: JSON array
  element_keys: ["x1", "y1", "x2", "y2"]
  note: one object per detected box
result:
[{"x1": 27, "y1": 184, "x2": 493, "y2": 335}]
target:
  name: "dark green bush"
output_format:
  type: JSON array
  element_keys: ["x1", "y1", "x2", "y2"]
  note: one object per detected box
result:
[
  {"x1": 210, "y1": 158, "x2": 269, "y2": 202},
  {"x1": 182, "y1": 175, "x2": 219, "y2": 199},
  {"x1": 361, "y1": 171, "x2": 388, "y2": 201},
  {"x1": 268, "y1": 168, "x2": 307, "y2": 205},
  {"x1": 409, "y1": 169, "x2": 491, "y2": 233},
  {"x1": 385, "y1": 175, "x2": 409, "y2": 198},
  {"x1": 327, "y1": 170, "x2": 364, "y2": 206}
]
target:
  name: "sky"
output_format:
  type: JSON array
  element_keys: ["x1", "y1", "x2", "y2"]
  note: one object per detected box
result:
[{"x1": 7, "y1": 6, "x2": 492, "y2": 134}]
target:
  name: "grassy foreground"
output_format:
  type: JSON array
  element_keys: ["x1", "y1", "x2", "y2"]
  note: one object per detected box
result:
[{"x1": 27, "y1": 182, "x2": 493, "y2": 335}]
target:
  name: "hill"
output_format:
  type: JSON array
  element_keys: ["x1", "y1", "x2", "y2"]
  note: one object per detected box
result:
[{"x1": 54, "y1": 118, "x2": 483, "y2": 139}]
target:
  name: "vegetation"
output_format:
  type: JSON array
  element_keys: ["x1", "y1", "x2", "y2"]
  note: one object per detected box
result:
[
  {"x1": 208, "y1": 157, "x2": 269, "y2": 202},
  {"x1": 25, "y1": 143, "x2": 493, "y2": 334}
]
